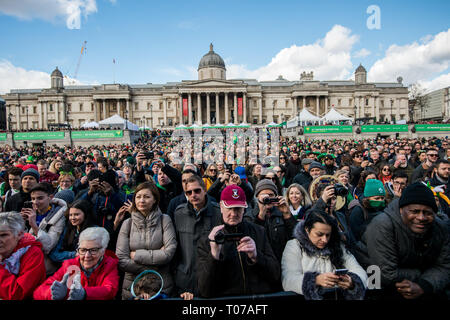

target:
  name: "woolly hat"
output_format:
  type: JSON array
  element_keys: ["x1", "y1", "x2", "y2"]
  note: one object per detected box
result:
[
  {"x1": 54, "y1": 189, "x2": 75, "y2": 205},
  {"x1": 399, "y1": 182, "x2": 438, "y2": 212},
  {"x1": 21, "y1": 168, "x2": 40, "y2": 181},
  {"x1": 308, "y1": 161, "x2": 324, "y2": 172},
  {"x1": 255, "y1": 179, "x2": 278, "y2": 197},
  {"x1": 364, "y1": 179, "x2": 386, "y2": 197}
]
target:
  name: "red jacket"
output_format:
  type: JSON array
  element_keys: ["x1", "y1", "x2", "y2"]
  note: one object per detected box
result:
[
  {"x1": 33, "y1": 254, "x2": 119, "y2": 300},
  {"x1": 39, "y1": 170, "x2": 59, "y2": 184},
  {"x1": 0, "y1": 233, "x2": 46, "y2": 300}
]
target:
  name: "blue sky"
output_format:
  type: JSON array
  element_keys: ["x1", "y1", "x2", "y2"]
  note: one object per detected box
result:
[{"x1": 0, "y1": 0, "x2": 449, "y2": 93}]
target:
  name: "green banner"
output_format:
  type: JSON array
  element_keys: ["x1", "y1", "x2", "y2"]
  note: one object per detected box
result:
[
  {"x1": 361, "y1": 124, "x2": 408, "y2": 133},
  {"x1": 13, "y1": 131, "x2": 65, "y2": 140},
  {"x1": 0, "y1": 133, "x2": 6, "y2": 141},
  {"x1": 414, "y1": 124, "x2": 450, "y2": 132},
  {"x1": 304, "y1": 125, "x2": 353, "y2": 134},
  {"x1": 71, "y1": 130, "x2": 123, "y2": 139}
]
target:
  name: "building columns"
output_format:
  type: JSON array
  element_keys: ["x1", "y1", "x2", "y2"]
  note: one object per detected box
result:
[
  {"x1": 163, "y1": 98, "x2": 167, "y2": 126},
  {"x1": 225, "y1": 93, "x2": 229, "y2": 124},
  {"x1": 215, "y1": 93, "x2": 220, "y2": 124},
  {"x1": 243, "y1": 93, "x2": 247, "y2": 123},
  {"x1": 258, "y1": 97, "x2": 262, "y2": 124},
  {"x1": 197, "y1": 93, "x2": 201, "y2": 124},
  {"x1": 102, "y1": 100, "x2": 106, "y2": 120},
  {"x1": 188, "y1": 93, "x2": 192, "y2": 125},
  {"x1": 38, "y1": 102, "x2": 43, "y2": 129},
  {"x1": 15, "y1": 105, "x2": 20, "y2": 129},
  {"x1": 43, "y1": 102, "x2": 48, "y2": 129},
  {"x1": 325, "y1": 96, "x2": 328, "y2": 113},
  {"x1": 233, "y1": 92, "x2": 237, "y2": 124},
  {"x1": 316, "y1": 96, "x2": 319, "y2": 116},
  {"x1": 117, "y1": 100, "x2": 121, "y2": 116},
  {"x1": 94, "y1": 101, "x2": 99, "y2": 122},
  {"x1": 55, "y1": 102, "x2": 60, "y2": 123},
  {"x1": 206, "y1": 93, "x2": 210, "y2": 124},
  {"x1": 375, "y1": 97, "x2": 380, "y2": 122}
]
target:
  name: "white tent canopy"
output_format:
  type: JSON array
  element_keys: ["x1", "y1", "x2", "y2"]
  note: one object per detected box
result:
[
  {"x1": 98, "y1": 114, "x2": 139, "y2": 131},
  {"x1": 81, "y1": 121, "x2": 99, "y2": 128},
  {"x1": 297, "y1": 108, "x2": 321, "y2": 126},
  {"x1": 320, "y1": 108, "x2": 353, "y2": 124}
]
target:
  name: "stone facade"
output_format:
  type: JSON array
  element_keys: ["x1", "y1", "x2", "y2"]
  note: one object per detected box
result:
[{"x1": 2, "y1": 45, "x2": 409, "y2": 130}]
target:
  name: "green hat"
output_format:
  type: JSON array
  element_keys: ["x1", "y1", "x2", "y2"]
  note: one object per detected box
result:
[{"x1": 364, "y1": 179, "x2": 386, "y2": 198}]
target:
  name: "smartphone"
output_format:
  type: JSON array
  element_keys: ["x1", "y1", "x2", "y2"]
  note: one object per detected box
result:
[
  {"x1": 23, "y1": 201, "x2": 33, "y2": 209},
  {"x1": 335, "y1": 268, "x2": 348, "y2": 276}
]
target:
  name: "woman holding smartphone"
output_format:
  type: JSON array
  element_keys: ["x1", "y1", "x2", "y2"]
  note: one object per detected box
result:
[{"x1": 281, "y1": 210, "x2": 367, "y2": 300}]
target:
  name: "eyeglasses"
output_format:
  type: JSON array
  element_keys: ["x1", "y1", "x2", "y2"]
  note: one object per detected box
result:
[
  {"x1": 209, "y1": 169, "x2": 217, "y2": 172},
  {"x1": 382, "y1": 168, "x2": 390, "y2": 171},
  {"x1": 354, "y1": 155, "x2": 363, "y2": 158},
  {"x1": 393, "y1": 181, "x2": 407, "y2": 186},
  {"x1": 427, "y1": 154, "x2": 439, "y2": 157},
  {"x1": 77, "y1": 247, "x2": 102, "y2": 255},
  {"x1": 186, "y1": 188, "x2": 202, "y2": 196}
]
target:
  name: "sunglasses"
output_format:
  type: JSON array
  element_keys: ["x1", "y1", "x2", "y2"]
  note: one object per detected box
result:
[
  {"x1": 382, "y1": 168, "x2": 390, "y2": 171},
  {"x1": 427, "y1": 154, "x2": 439, "y2": 157},
  {"x1": 186, "y1": 188, "x2": 202, "y2": 196},
  {"x1": 209, "y1": 169, "x2": 217, "y2": 172}
]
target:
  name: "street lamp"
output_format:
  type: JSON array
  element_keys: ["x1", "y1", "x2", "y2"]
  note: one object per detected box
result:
[
  {"x1": 124, "y1": 109, "x2": 128, "y2": 130},
  {"x1": 8, "y1": 112, "x2": 15, "y2": 148},
  {"x1": 65, "y1": 107, "x2": 73, "y2": 148},
  {"x1": 390, "y1": 99, "x2": 394, "y2": 124}
]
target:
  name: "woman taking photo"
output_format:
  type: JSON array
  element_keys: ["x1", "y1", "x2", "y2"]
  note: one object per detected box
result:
[
  {"x1": 285, "y1": 183, "x2": 312, "y2": 220},
  {"x1": 49, "y1": 199, "x2": 97, "y2": 264},
  {"x1": 116, "y1": 181, "x2": 177, "y2": 299},
  {"x1": 281, "y1": 210, "x2": 367, "y2": 300}
]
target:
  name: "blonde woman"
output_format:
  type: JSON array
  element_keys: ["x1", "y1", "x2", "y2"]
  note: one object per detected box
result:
[
  {"x1": 49, "y1": 160, "x2": 63, "y2": 175},
  {"x1": 202, "y1": 164, "x2": 218, "y2": 191},
  {"x1": 285, "y1": 183, "x2": 313, "y2": 220}
]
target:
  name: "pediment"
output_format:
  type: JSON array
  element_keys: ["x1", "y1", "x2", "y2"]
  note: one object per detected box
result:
[{"x1": 182, "y1": 79, "x2": 243, "y2": 88}]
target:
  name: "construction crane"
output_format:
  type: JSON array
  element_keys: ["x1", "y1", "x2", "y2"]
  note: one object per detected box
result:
[{"x1": 65, "y1": 40, "x2": 87, "y2": 85}]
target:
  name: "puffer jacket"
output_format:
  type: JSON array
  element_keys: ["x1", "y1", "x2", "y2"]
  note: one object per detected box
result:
[
  {"x1": 197, "y1": 220, "x2": 281, "y2": 298},
  {"x1": 172, "y1": 197, "x2": 221, "y2": 295},
  {"x1": 33, "y1": 254, "x2": 119, "y2": 300},
  {"x1": 0, "y1": 233, "x2": 46, "y2": 300},
  {"x1": 281, "y1": 221, "x2": 367, "y2": 300},
  {"x1": 116, "y1": 208, "x2": 177, "y2": 299},
  {"x1": 29, "y1": 198, "x2": 67, "y2": 275},
  {"x1": 357, "y1": 199, "x2": 450, "y2": 296}
]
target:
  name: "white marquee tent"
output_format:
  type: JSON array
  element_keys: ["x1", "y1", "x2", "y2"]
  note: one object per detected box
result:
[
  {"x1": 98, "y1": 114, "x2": 139, "y2": 131},
  {"x1": 287, "y1": 108, "x2": 322, "y2": 127},
  {"x1": 320, "y1": 108, "x2": 354, "y2": 124},
  {"x1": 81, "y1": 121, "x2": 99, "y2": 129}
]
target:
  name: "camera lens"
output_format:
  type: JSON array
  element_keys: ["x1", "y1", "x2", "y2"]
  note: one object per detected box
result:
[{"x1": 214, "y1": 230, "x2": 225, "y2": 244}]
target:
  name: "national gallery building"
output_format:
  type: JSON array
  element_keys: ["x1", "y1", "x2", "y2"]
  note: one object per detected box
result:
[{"x1": 2, "y1": 44, "x2": 409, "y2": 130}]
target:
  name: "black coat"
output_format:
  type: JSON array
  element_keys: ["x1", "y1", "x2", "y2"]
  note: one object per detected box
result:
[
  {"x1": 244, "y1": 206, "x2": 297, "y2": 264},
  {"x1": 356, "y1": 199, "x2": 450, "y2": 297},
  {"x1": 197, "y1": 220, "x2": 280, "y2": 298},
  {"x1": 4, "y1": 188, "x2": 30, "y2": 212},
  {"x1": 292, "y1": 170, "x2": 312, "y2": 191}
]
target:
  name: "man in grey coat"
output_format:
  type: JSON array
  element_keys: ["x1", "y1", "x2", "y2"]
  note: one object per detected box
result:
[
  {"x1": 358, "y1": 182, "x2": 450, "y2": 300},
  {"x1": 172, "y1": 175, "x2": 221, "y2": 299}
]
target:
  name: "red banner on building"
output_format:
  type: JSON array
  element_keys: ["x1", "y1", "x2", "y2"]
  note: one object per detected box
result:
[
  {"x1": 182, "y1": 98, "x2": 188, "y2": 117},
  {"x1": 238, "y1": 97, "x2": 243, "y2": 116}
]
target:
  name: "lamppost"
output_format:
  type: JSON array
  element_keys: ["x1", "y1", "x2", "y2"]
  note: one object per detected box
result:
[
  {"x1": 143, "y1": 115, "x2": 146, "y2": 129},
  {"x1": 65, "y1": 106, "x2": 73, "y2": 148},
  {"x1": 26, "y1": 106, "x2": 29, "y2": 128},
  {"x1": 8, "y1": 112, "x2": 15, "y2": 148},
  {"x1": 390, "y1": 99, "x2": 394, "y2": 124},
  {"x1": 124, "y1": 109, "x2": 128, "y2": 130}
]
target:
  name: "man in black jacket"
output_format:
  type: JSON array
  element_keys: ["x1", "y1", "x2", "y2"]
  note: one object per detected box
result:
[
  {"x1": 197, "y1": 185, "x2": 280, "y2": 298},
  {"x1": 172, "y1": 175, "x2": 221, "y2": 299},
  {"x1": 292, "y1": 158, "x2": 313, "y2": 190},
  {"x1": 4, "y1": 168, "x2": 39, "y2": 212},
  {"x1": 244, "y1": 179, "x2": 296, "y2": 263},
  {"x1": 357, "y1": 182, "x2": 450, "y2": 300}
]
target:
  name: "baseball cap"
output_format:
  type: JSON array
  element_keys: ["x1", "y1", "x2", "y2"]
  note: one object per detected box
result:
[
  {"x1": 220, "y1": 185, "x2": 248, "y2": 208},
  {"x1": 234, "y1": 166, "x2": 247, "y2": 179}
]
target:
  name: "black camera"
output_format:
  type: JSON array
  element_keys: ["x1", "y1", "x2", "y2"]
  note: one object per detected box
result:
[
  {"x1": 262, "y1": 197, "x2": 279, "y2": 205},
  {"x1": 145, "y1": 151, "x2": 154, "y2": 160},
  {"x1": 23, "y1": 201, "x2": 33, "y2": 209},
  {"x1": 333, "y1": 183, "x2": 348, "y2": 197},
  {"x1": 214, "y1": 231, "x2": 244, "y2": 244}
]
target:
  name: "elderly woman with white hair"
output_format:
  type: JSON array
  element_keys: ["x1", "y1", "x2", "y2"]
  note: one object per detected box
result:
[
  {"x1": 33, "y1": 227, "x2": 119, "y2": 300},
  {"x1": 0, "y1": 211, "x2": 46, "y2": 300}
]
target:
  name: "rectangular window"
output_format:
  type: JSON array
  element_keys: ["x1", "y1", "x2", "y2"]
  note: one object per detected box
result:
[
  {"x1": 33, "y1": 106, "x2": 37, "y2": 113},
  {"x1": 338, "y1": 99, "x2": 341, "y2": 106},
  {"x1": 49, "y1": 104, "x2": 53, "y2": 112},
  {"x1": 91, "y1": 103, "x2": 94, "y2": 112},
  {"x1": 366, "y1": 99, "x2": 369, "y2": 106},
  {"x1": 168, "y1": 118, "x2": 173, "y2": 126},
  {"x1": 79, "y1": 103, "x2": 83, "y2": 111},
  {"x1": 135, "y1": 102, "x2": 138, "y2": 111},
  {"x1": 381, "y1": 100, "x2": 384, "y2": 108}
]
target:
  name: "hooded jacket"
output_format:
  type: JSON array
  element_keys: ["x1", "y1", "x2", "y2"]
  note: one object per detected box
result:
[
  {"x1": 281, "y1": 221, "x2": 367, "y2": 300},
  {"x1": 357, "y1": 199, "x2": 450, "y2": 295},
  {"x1": 0, "y1": 233, "x2": 46, "y2": 300},
  {"x1": 197, "y1": 220, "x2": 281, "y2": 298},
  {"x1": 116, "y1": 208, "x2": 177, "y2": 299},
  {"x1": 33, "y1": 254, "x2": 119, "y2": 300}
]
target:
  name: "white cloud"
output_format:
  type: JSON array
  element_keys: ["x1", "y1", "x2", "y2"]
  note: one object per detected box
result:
[
  {"x1": 354, "y1": 48, "x2": 371, "y2": 58},
  {"x1": 418, "y1": 72, "x2": 450, "y2": 93},
  {"x1": 0, "y1": 0, "x2": 98, "y2": 29},
  {"x1": 226, "y1": 25, "x2": 359, "y2": 81},
  {"x1": 0, "y1": 60, "x2": 82, "y2": 94},
  {"x1": 368, "y1": 28, "x2": 450, "y2": 84}
]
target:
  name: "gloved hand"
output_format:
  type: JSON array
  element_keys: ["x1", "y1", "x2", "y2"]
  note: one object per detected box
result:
[
  {"x1": 51, "y1": 273, "x2": 69, "y2": 300},
  {"x1": 68, "y1": 274, "x2": 86, "y2": 300}
]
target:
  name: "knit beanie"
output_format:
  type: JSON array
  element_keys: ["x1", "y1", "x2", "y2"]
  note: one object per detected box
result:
[
  {"x1": 399, "y1": 182, "x2": 438, "y2": 212},
  {"x1": 255, "y1": 179, "x2": 278, "y2": 197},
  {"x1": 364, "y1": 179, "x2": 386, "y2": 197},
  {"x1": 54, "y1": 189, "x2": 75, "y2": 205},
  {"x1": 21, "y1": 168, "x2": 40, "y2": 182},
  {"x1": 308, "y1": 161, "x2": 324, "y2": 172}
]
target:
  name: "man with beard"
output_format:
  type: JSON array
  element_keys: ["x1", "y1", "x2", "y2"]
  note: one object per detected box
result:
[
  {"x1": 357, "y1": 182, "x2": 450, "y2": 300},
  {"x1": 197, "y1": 185, "x2": 280, "y2": 298},
  {"x1": 322, "y1": 154, "x2": 338, "y2": 176},
  {"x1": 305, "y1": 161, "x2": 325, "y2": 192},
  {"x1": 390, "y1": 154, "x2": 414, "y2": 181},
  {"x1": 429, "y1": 159, "x2": 450, "y2": 217}
]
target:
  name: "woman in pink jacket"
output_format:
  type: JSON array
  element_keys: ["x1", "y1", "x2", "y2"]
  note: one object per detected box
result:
[{"x1": 33, "y1": 227, "x2": 119, "y2": 300}]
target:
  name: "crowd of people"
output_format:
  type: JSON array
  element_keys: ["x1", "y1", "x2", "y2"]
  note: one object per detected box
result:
[{"x1": 0, "y1": 132, "x2": 449, "y2": 301}]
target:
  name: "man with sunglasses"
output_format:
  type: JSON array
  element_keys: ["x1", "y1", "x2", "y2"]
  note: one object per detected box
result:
[
  {"x1": 411, "y1": 148, "x2": 440, "y2": 183},
  {"x1": 359, "y1": 182, "x2": 450, "y2": 300},
  {"x1": 172, "y1": 175, "x2": 221, "y2": 299}
]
